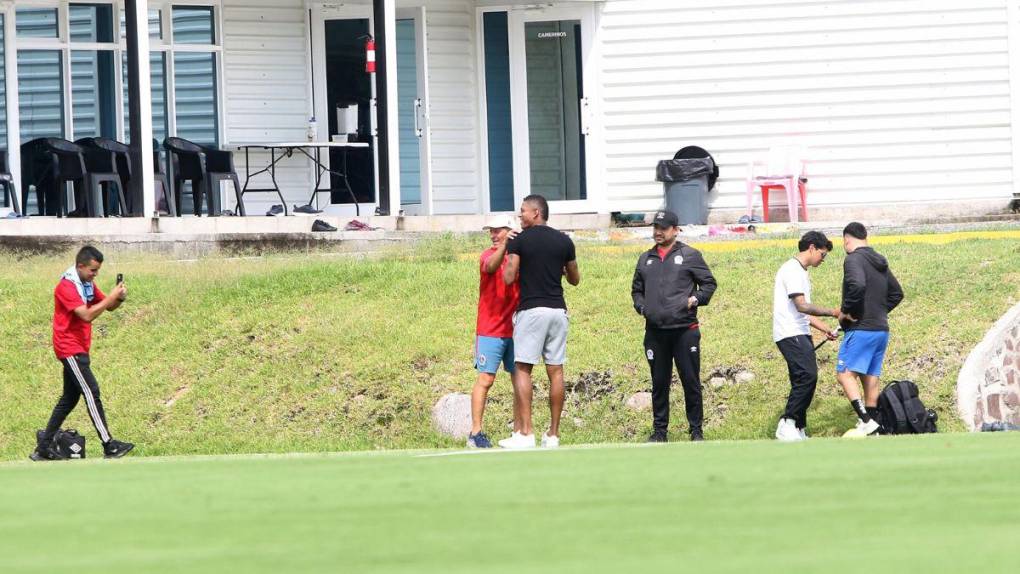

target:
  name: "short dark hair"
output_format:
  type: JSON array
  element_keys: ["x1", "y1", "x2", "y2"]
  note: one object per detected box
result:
[
  {"x1": 843, "y1": 222, "x2": 868, "y2": 240},
  {"x1": 76, "y1": 245, "x2": 104, "y2": 267},
  {"x1": 798, "y1": 231, "x2": 833, "y2": 253},
  {"x1": 523, "y1": 194, "x2": 549, "y2": 222}
]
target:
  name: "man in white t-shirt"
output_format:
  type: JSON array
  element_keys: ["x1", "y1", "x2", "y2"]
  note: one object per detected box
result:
[{"x1": 773, "y1": 231, "x2": 842, "y2": 441}]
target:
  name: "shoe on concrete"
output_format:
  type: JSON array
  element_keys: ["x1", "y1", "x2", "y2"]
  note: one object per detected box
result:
[
  {"x1": 842, "y1": 418, "x2": 881, "y2": 438},
  {"x1": 467, "y1": 432, "x2": 492, "y2": 449},
  {"x1": 498, "y1": 432, "x2": 536, "y2": 450},
  {"x1": 541, "y1": 433, "x2": 559, "y2": 449},
  {"x1": 775, "y1": 418, "x2": 803, "y2": 442},
  {"x1": 311, "y1": 219, "x2": 337, "y2": 232},
  {"x1": 103, "y1": 439, "x2": 135, "y2": 459},
  {"x1": 647, "y1": 430, "x2": 668, "y2": 443},
  {"x1": 294, "y1": 203, "x2": 324, "y2": 215},
  {"x1": 689, "y1": 428, "x2": 704, "y2": 442},
  {"x1": 265, "y1": 204, "x2": 284, "y2": 217}
]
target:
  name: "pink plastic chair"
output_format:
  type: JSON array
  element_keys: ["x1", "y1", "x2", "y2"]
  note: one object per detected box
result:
[{"x1": 745, "y1": 145, "x2": 808, "y2": 223}]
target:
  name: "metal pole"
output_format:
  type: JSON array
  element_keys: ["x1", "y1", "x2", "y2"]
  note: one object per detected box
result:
[
  {"x1": 372, "y1": 0, "x2": 392, "y2": 215},
  {"x1": 124, "y1": 0, "x2": 155, "y2": 216}
]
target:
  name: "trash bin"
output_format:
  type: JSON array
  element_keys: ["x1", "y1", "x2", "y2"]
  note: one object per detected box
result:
[{"x1": 655, "y1": 156, "x2": 714, "y2": 225}]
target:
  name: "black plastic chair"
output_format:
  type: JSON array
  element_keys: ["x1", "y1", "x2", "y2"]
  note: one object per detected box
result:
[
  {"x1": 153, "y1": 138, "x2": 176, "y2": 216},
  {"x1": 76, "y1": 137, "x2": 131, "y2": 217},
  {"x1": 20, "y1": 138, "x2": 91, "y2": 218},
  {"x1": 164, "y1": 137, "x2": 245, "y2": 216},
  {"x1": 0, "y1": 150, "x2": 19, "y2": 215}
]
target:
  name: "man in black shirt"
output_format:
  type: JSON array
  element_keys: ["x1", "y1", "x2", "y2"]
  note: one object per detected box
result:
[
  {"x1": 632, "y1": 210, "x2": 717, "y2": 442},
  {"x1": 500, "y1": 195, "x2": 580, "y2": 449}
]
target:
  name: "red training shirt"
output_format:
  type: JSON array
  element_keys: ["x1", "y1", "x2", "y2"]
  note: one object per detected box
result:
[
  {"x1": 476, "y1": 247, "x2": 520, "y2": 338},
  {"x1": 53, "y1": 278, "x2": 106, "y2": 359}
]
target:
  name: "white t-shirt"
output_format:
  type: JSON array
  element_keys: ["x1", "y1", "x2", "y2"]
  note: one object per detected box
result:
[{"x1": 773, "y1": 258, "x2": 811, "y2": 342}]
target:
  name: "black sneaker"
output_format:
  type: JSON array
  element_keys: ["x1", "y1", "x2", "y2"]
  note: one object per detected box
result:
[
  {"x1": 265, "y1": 204, "x2": 285, "y2": 217},
  {"x1": 29, "y1": 430, "x2": 63, "y2": 461},
  {"x1": 311, "y1": 219, "x2": 337, "y2": 232},
  {"x1": 647, "y1": 430, "x2": 668, "y2": 443},
  {"x1": 294, "y1": 203, "x2": 323, "y2": 215},
  {"x1": 103, "y1": 440, "x2": 135, "y2": 459},
  {"x1": 689, "y1": 428, "x2": 704, "y2": 442}
]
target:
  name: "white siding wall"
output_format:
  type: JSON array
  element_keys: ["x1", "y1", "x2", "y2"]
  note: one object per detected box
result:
[
  {"x1": 220, "y1": 0, "x2": 479, "y2": 215},
  {"x1": 420, "y1": 0, "x2": 480, "y2": 214},
  {"x1": 221, "y1": 0, "x2": 311, "y2": 213},
  {"x1": 597, "y1": 0, "x2": 1018, "y2": 214}
]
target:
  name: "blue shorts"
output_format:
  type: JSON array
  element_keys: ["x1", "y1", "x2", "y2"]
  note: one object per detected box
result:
[
  {"x1": 837, "y1": 330, "x2": 890, "y2": 377},
  {"x1": 475, "y1": 336, "x2": 515, "y2": 375}
]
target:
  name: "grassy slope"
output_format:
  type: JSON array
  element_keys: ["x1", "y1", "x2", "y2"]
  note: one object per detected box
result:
[
  {"x1": 0, "y1": 233, "x2": 1018, "y2": 459},
  {"x1": 0, "y1": 433, "x2": 1018, "y2": 573}
]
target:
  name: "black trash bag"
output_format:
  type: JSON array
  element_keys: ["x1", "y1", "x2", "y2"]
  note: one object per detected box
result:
[
  {"x1": 674, "y1": 145, "x2": 720, "y2": 190},
  {"x1": 655, "y1": 157, "x2": 715, "y2": 184}
]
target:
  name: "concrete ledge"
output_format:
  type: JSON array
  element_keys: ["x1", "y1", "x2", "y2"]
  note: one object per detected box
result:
[{"x1": 957, "y1": 302, "x2": 1020, "y2": 431}]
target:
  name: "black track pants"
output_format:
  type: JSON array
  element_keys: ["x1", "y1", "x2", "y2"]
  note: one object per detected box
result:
[
  {"x1": 644, "y1": 326, "x2": 703, "y2": 432},
  {"x1": 44, "y1": 354, "x2": 112, "y2": 444}
]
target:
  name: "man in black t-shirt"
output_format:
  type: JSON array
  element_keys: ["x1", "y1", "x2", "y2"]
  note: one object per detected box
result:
[{"x1": 499, "y1": 195, "x2": 580, "y2": 449}]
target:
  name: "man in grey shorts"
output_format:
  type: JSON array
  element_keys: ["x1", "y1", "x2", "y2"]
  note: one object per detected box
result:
[{"x1": 500, "y1": 194, "x2": 580, "y2": 449}]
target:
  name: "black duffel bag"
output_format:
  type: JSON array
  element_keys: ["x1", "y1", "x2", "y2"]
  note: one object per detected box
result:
[{"x1": 54, "y1": 429, "x2": 87, "y2": 459}]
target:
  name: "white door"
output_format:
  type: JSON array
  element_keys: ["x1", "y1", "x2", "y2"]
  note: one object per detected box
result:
[{"x1": 509, "y1": 4, "x2": 598, "y2": 214}]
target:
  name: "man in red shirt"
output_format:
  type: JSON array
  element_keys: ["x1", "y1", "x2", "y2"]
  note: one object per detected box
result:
[
  {"x1": 32, "y1": 245, "x2": 133, "y2": 460},
  {"x1": 468, "y1": 215, "x2": 520, "y2": 448}
]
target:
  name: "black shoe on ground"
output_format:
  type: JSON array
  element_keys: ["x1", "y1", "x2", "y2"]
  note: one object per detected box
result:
[
  {"x1": 104, "y1": 440, "x2": 134, "y2": 459},
  {"x1": 311, "y1": 219, "x2": 337, "y2": 232},
  {"x1": 647, "y1": 430, "x2": 668, "y2": 443},
  {"x1": 265, "y1": 204, "x2": 285, "y2": 217},
  {"x1": 294, "y1": 203, "x2": 323, "y2": 215},
  {"x1": 30, "y1": 430, "x2": 62, "y2": 461},
  {"x1": 689, "y1": 428, "x2": 704, "y2": 442}
]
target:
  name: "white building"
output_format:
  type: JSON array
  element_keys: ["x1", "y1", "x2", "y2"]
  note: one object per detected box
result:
[{"x1": 2, "y1": 0, "x2": 1019, "y2": 223}]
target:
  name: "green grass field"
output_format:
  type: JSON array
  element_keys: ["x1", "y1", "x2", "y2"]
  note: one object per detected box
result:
[
  {"x1": 1, "y1": 232, "x2": 1019, "y2": 459},
  {"x1": 1, "y1": 432, "x2": 1018, "y2": 573}
]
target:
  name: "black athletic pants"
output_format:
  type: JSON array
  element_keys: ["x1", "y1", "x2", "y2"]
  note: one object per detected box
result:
[
  {"x1": 644, "y1": 326, "x2": 702, "y2": 433},
  {"x1": 776, "y1": 335, "x2": 818, "y2": 430},
  {"x1": 44, "y1": 354, "x2": 112, "y2": 444}
]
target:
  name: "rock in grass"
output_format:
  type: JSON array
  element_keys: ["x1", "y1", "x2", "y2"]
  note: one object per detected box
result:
[
  {"x1": 734, "y1": 371, "x2": 756, "y2": 384},
  {"x1": 709, "y1": 376, "x2": 727, "y2": 390},
  {"x1": 625, "y1": 392, "x2": 653, "y2": 411},
  {"x1": 432, "y1": 393, "x2": 472, "y2": 439}
]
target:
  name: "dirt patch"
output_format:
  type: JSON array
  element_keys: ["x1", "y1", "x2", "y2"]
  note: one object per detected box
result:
[
  {"x1": 164, "y1": 384, "x2": 191, "y2": 407},
  {"x1": 566, "y1": 370, "x2": 616, "y2": 401}
]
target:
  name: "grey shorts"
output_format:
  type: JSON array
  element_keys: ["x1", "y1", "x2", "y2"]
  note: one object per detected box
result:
[{"x1": 513, "y1": 307, "x2": 569, "y2": 365}]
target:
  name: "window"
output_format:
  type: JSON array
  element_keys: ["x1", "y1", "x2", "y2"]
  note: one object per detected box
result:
[
  {"x1": 16, "y1": 8, "x2": 59, "y2": 39},
  {"x1": 18, "y1": 50, "x2": 65, "y2": 141},
  {"x1": 0, "y1": 15, "x2": 7, "y2": 145}
]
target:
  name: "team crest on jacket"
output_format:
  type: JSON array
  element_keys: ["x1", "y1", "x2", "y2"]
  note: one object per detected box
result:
[{"x1": 674, "y1": 255, "x2": 683, "y2": 265}]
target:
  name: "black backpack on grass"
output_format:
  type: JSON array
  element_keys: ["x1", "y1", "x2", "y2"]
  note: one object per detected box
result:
[{"x1": 877, "y1": 381, "x2": 937, "y2": 435}]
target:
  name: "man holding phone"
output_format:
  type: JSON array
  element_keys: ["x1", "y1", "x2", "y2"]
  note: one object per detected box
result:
[{"x1": 32, "y1": 245, "x2": 134, "y2": 460}]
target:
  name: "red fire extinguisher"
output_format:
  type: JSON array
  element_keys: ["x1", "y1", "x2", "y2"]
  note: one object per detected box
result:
[{"x1": 365, "y1": 36, "x2": 376, "y2": 74}]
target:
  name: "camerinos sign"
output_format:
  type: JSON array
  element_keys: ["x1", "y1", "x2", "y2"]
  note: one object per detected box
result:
[{"x1": 537, "y1": 32, "x2": 568, "y2": 39}]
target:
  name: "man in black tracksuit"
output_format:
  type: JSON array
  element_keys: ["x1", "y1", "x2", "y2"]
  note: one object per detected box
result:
[{"x1": 631, "y1": 210, "x2": 717, "y2": 442}]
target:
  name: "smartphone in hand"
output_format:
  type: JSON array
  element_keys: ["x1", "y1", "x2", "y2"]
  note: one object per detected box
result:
[{"x1": 116, "y1": 273, "x2": 124, "y2": 285}]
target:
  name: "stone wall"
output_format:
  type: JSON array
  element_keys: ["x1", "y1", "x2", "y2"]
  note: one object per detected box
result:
[{"x1": 957, "y1": 303, "x2": 1020, "y2": 431}]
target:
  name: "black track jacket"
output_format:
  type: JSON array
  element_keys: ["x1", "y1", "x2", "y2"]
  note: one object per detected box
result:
[{"x1": 632, "y1": 242, "x2": 717, "y2": 330}]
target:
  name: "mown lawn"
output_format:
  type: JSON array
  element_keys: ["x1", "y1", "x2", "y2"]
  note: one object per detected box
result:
[
  {"x1": 0, "y1": 231, "x2": 1018, "y2": 459},
  {"x1": 0, "y1": 433, "x2": 1018, "y2": 573}
]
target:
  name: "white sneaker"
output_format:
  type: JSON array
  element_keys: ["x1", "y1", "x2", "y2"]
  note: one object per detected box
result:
[
  {"x1": 799, "y1": 427, "x2": 808, "y2": 440},
  {"x1": 499, "y1": 432, "x2": 536, "y2": 449},
  {"x1": 775, "y1": 418, "x2": 803, "y2": 442},
  {"x1": 842, "y1": 418, "x2": 881, "y2": 438},
  {"x1": 541, "y1": 433, "x2": 560, "y2": 449}
]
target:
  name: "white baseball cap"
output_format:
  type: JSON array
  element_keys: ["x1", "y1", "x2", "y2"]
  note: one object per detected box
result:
[{"x1": 483, "y1": 214, "x2": 517, "y2": 230}]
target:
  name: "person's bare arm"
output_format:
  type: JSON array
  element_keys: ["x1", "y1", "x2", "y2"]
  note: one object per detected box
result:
[
  {"x1": 808, "y1": 316, "x2": 838, "y2": 340},
  {"x1": 503, "y1": 254, "x2": 520, "y2": 285},
  {"x1": 483, "y1": 232, "x2": 517, "y2": 275},
  {"x1": 72, "y1": 284, "x2": 126, "y2": 322},
  {"x1": 564, "y1": 260, "x2": 580, "y2": 286},
  {"x1": 791, "y1": 294, "x2": 839, "y2": 318}
]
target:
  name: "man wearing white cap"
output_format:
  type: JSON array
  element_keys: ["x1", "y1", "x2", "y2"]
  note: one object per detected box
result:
[{"x1": 467, "y1": 214, "x2": 521, "y2": 448}]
